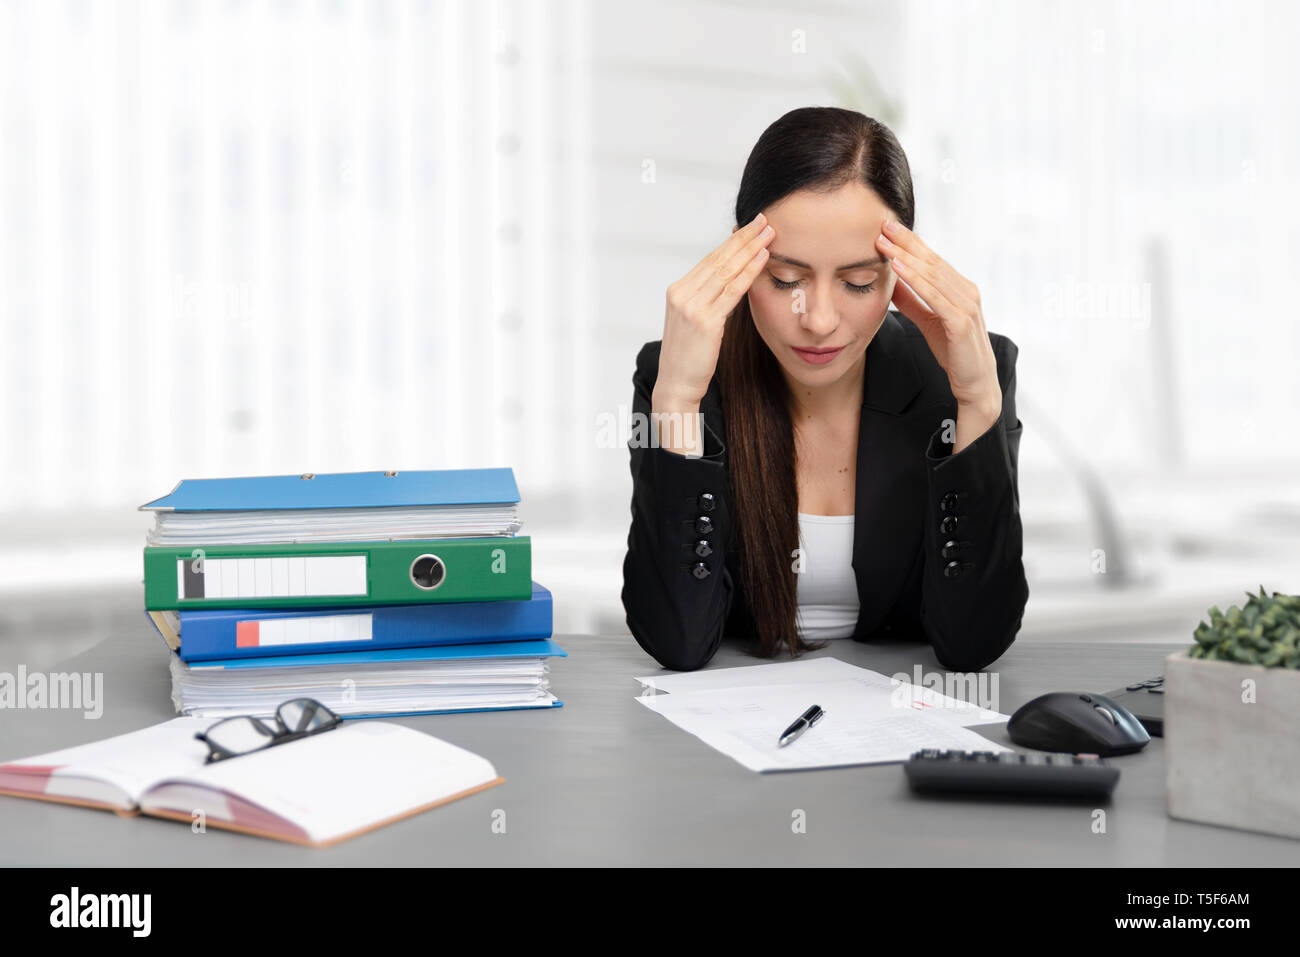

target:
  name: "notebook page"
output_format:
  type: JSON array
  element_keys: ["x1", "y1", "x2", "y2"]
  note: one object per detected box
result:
[
  {"x1": 142, "y1": 722, "x2": 498, "y2": 843},
  {"x1": 0, "y1": 717, "x2": 212, "y2": 809}
]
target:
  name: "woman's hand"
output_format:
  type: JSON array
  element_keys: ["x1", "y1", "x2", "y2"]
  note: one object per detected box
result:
[
  {"x1": 654, "y1": 212, "x2": 776, "y2": 413},
  {"x1": 876, "y1": 219, "x2": 1002, "y2": 450}
]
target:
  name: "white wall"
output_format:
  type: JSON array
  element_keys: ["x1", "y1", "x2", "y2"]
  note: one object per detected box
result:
[{"x1": 2, "y1": 0, "x2": 1297, "y2": 648}]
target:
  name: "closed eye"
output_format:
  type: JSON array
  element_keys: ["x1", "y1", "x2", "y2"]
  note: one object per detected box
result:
[{"x1": 770, "y1": 276, "x2": 876, "y2": 295}]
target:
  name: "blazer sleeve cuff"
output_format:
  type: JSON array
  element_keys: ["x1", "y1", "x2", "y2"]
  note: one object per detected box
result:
[
  {"x1": 637, "y1": 409, "x2": 729, "y2": 545},
  {"x1": 924, "y1": 403, "x2": 1015, "y2": 501}
]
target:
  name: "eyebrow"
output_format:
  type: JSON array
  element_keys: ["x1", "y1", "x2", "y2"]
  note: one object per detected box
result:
[{"x1": 768, "y1": 252, "x2": 889, "y2": 270}]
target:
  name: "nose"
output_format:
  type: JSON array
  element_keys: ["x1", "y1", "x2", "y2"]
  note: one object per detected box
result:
[{"x1": 798, "y1": 285, "x2": 839, "y2": 337}]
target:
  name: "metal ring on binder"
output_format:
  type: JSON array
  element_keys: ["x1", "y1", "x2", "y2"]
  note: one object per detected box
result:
[
  {"x1": 300, "y1": 473, "x2": 315, "y2": 479},
  {"x1": 384, "y1": 470, "x2": 399, "y2": 477},
  {"x1": 409, "y1": 553, "x2": 447, "y2": 591}
]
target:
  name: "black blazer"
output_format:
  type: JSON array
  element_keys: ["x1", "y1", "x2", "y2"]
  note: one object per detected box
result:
[{"x1": 620, "y1": 309, "x2": 1029, "y2": 673}]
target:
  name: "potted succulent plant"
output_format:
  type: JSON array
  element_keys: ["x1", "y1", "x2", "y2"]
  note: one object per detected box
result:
[{"x1": 1165, "y1": 586, "x2": 1300, "y2": 839}]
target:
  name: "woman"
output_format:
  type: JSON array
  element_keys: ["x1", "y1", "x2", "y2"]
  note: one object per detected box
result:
[{"x1": 621, "y1": 106, "x2": 1028, "y2": 673}]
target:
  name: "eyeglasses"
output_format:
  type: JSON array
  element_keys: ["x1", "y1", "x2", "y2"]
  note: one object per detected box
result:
[{"x1": 195, "y1": 697, "x2": 343, "y2": 764}]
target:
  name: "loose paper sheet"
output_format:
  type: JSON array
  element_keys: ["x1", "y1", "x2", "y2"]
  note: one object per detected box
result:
[{"x1": 635, "y1": 658, "x2": 1010, "y2": 772}]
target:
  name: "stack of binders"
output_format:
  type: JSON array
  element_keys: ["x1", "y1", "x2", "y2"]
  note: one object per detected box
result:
[{"x1": 139, "y1": 468, "x2": 563, "y2": 718}]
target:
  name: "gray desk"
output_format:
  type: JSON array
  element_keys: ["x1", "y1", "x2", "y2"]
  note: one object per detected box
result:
[{"x1": 2, "y1": 624, "x2": 1298, "y2": 866}]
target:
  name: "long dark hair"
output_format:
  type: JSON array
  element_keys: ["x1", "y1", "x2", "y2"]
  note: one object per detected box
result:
[{"x1": 717, "y1": 106, "x2": 915, "y2": 658}]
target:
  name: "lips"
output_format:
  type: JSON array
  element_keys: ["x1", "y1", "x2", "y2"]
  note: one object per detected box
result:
[{"x1": 792, "y1": 345, "x2": 844, "y2": 366}]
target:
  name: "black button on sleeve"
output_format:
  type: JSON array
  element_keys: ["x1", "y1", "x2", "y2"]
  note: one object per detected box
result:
[
  {"x1": 694, "y1": 540, "x2": 713, "y2": 558},
  {"x1": 692, "y1": 562, "x2": 711, "y2": 580},
  {"x1": 941, "y1": 540, "x2": 972, "y2": 560},
  {"x1": 695, "y1": 515, "x2": 714, "y2": 535},
  {"x1": 698, "y1": 492, "x2": 716, "y2": 512}
]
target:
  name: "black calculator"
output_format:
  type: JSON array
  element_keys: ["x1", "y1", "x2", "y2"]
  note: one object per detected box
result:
[{"x1": 904, "y1": 749, "x2": 1120, "y2": 798}]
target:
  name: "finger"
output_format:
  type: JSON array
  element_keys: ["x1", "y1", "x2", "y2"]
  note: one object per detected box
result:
[
  {"x1": 710, "y1": 245, "x2": 771, "y2": 318},
  {"x1": 890, "y1": 277, "x2": 940, "y2": 328},
  {"x1": 880, "y1": 221, "x2": 980, "y2": 308},
  {"x1": 706, "y1": 222, "x2": 775, "y2": 305},
  {"x1": 679, "y1": 212, "x2": 769, "y2": 298},
  {"x1": 886, "y1": 251, "x2": 963, "y2": 322},
  {"x1": 883, "y1": 240, "x2": 977, "y2": 317},
  {"x1": 878, "y1": 229, "x2": 974, "y2": 319}
]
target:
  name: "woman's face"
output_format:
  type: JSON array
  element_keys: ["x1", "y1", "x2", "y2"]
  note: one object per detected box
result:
[{"x1": 745, "y1": 181, "x2": 899, "y2": 393}]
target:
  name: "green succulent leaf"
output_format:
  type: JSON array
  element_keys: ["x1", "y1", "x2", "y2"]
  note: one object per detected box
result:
[{"x1": 1186, "y1": 588, "x2": 1300, "y2": 668}]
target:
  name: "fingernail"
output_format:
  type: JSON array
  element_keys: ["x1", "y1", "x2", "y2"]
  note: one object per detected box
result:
[
  {"x1": 752, "y1": 212, "x2": 764, "y2": 226},
  {"x1": 884, "y1": 219, "x2": 896, "y2": 231},
  {"x1": 878, "y1": 233, "x2": 892, "y2": 247},
  {"x1": 760, "y1": 225, "x2": 774, "y2": 238}
]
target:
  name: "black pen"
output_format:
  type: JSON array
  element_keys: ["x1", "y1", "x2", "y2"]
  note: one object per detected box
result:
[{"x1": 778, "y1": 705, "x2": 825, "y2": 747}]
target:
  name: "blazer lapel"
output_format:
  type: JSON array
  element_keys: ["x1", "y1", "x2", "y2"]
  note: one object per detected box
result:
[{"x1": 851, "y1": 312, "x2": 927, "y2": 637}]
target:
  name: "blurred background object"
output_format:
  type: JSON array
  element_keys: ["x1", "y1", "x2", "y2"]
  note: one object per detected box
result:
[{"x1": 2, "y1": 0, "x2": 1297, "y2": 669}]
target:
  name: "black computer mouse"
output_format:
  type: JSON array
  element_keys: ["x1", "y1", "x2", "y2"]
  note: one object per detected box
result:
[{"x1": 1007, "y1": 692, "x2": 1150, "y2": 756}]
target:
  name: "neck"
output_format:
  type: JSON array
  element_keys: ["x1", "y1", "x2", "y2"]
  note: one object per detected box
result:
[{"x1": 784, "y1": 351, "x2": 866, "y2": 425}]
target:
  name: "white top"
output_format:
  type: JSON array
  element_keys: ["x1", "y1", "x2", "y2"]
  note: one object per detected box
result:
[{"x1": 795, "y1": 512, "x2": 860, "y2": 640}]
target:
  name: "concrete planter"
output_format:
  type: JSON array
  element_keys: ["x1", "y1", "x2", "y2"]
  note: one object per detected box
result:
[{"x1": 1165, "y1": 649, "x2": 1300, "y2": 840}]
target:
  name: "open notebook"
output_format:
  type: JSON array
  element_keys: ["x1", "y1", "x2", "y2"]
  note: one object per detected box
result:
[{"x1": 0, "y1": 717, "x2": 503, "y2": 848}]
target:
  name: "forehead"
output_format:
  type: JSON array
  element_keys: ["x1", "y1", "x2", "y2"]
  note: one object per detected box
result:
[{"x1": 763, "y1": 182, "x2": 891, "y2": 263}]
